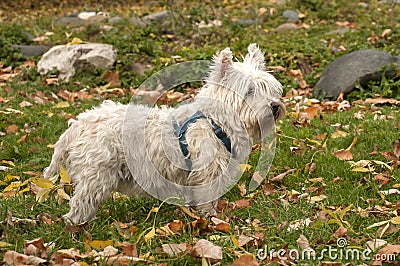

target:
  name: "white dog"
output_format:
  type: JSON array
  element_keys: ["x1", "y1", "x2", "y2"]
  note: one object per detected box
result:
[{"x1": 44, "y1": 44, "x2": 286, "y2": 224}]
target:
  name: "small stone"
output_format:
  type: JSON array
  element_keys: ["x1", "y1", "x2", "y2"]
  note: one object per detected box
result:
[
  {"x1": 275, "y1": 22, "x2": 297, "y2": 31},
  {"x1": 142, "y1": 10, "x2": 170, "y2": 23},
  {"x1": 283, "y1": 10, "x2": 299, "y2": 22},
  {"x1": 232, "y1": 19, "x2": 255, "y2": 26},
  {"x1": 11, "y1": 45, "x2": 51, "y2": 57}
]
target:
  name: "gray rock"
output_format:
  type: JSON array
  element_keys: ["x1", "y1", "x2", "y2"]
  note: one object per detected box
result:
[
  {"x1": 314, "y1": 49, "x2": 400, "y2": 98},
  {"x1": 129, "y1": 15, "x2": 147, "y2": 27},
  {"x1": 37, "y1": 43, "x2": 116, "y2": 81},
  {"x1": 283, "y1": 10, "x2": 299, "y2": 22},
  {"x1": 232, "y1": 19, "x2": 255, "y2": 25},
  {"x1": 275, "y1": 22, "x2": 298, "y2": 32},
  {"x1": 58, "y1": 16, "x2": 86, "y2": 26},
  {"x1": 142, "y1": 10, "x2": 170, "y2": 23},
  {"x1": 109, "y1": 16, "x2": 123, "y2": 24},
  {"x1": 11, "y1": 45, "x2": 51, "y2": 57}
]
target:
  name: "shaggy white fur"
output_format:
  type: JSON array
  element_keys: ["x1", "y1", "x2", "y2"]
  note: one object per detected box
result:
[{"x1": 44, "y1": 43, "x2": 286, "y2": 224}]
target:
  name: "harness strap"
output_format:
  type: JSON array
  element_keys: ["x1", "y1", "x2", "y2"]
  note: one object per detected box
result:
[{"x1": 173, "y1": 111, "x2": 232, "y2": 170}]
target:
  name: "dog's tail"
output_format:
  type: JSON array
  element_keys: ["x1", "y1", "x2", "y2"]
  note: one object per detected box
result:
[{"x1": 43, "y1": 119, "x2": 78, "y2": 179}]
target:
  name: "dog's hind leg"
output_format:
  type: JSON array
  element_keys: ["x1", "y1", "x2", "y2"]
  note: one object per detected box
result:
[{"x1": 63, "y1": 171, "x2": 116, "y2": 224}]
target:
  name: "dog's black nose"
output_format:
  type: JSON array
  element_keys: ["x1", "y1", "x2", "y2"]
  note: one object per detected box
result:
[{"x1": 271, "y1": 101, "x2": 280, "y2": 119}]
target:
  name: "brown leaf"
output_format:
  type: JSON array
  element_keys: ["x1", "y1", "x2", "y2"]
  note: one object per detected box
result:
[
  {"x1": 6, "y1": 124, "x2": 18, "y2": 134},
  {"x1": 391, "y1": 139, "x2": 400, "y2": 159},
  {"x1": 190, "y1": 239, "x2": 222, "y2": 262},
  {"x1": 121, "y1": 242, "x2": 138, "y2": 257},
  {"x1": 269, "y1": 169, "x2": 294, "y2": 182},
  {"x1": 374, "y1": 244, "x2": 400, "y2": 263},
  {"x1": 365, "y1": 97, "x2": 400, "y2": 105},
  {"x1": 332, "y1": 226, "x2": 348, "y2": 238},
  {"x1": 229, "y1": 254, "x2": 259, "y2": 266},
  {"x1": 104, "y1": 255, "x2": 146, "y2": 265},
  {"x1": 303, "y1": 106, "x2": 318, "y2": 120},
  {"x1": 235, "y1": 199, "x2": 250, "y2": 209},
  {"x1": 332, "y1": 149, "x2": 353, "y2": 161},
  {"x1": 162, "y1": 243, "x2": 190, "y2": 256},
  {"x1": 24, "y1": 238, "x2": 47, "y2": 258},
  {"x1": 102, "y1": 70, "x2": 119, "y2": 86},
  {"x1": 238, "y1": 182, "x2": 246, "y2": 197},
  {"x1": 296, "y1": 234, "x2": 311, "y2": 250},
  {"x1": 3, "y1": 250, "x2": 47, "y2": 265}
]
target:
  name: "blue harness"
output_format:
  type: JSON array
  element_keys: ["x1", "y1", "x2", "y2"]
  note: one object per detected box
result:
[{"x1": 173, "y1": 111, "x2": 232, "y2": 170}]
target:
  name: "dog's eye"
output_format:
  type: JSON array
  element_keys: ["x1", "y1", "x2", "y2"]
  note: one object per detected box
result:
[
  {"x1": 271, "y1": 101, "x2": 280, "y2": 118},
  {"x1": 245, "y1": 88, "x2": 255, "y2": 96}
]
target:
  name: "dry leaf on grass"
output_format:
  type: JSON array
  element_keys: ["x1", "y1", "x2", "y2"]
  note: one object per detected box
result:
[
  {"x1": 332, "y1": 149, "x2": 353, "y2": 160},
  {"x1": 229, "y1": 254, "x2": 259, "y2": 266},
  {"x1": 162, "y1": 243, "x2": 190, "y2": 256},
  {"x1": 3, "y1": 250, "x2": 47, "y2": 265},
  {"x1": 24, "y1": 238, "x2": 47, "y2": 258},
  {"x1": 190, "y1": 239, "x2": 222, "y2": 262}
]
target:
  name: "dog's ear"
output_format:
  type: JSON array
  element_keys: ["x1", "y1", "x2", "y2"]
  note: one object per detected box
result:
[
  {"x1": 244, "y1": 43, "x2": 265, "y2": 70},
  {"x1": 208, "y1": 47, "x2": 233, "y2": 83}
]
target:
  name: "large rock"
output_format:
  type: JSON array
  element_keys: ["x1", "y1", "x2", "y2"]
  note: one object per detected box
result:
[
  {"x1": 314, "y1": 49, "x2": 400, "y2": 98},
  {"x1": 37, "y1": 43, "x2": 116, "y2": 81},
  {"x1": 11, "y1": 45, "x2": 51, "y2": 57}
]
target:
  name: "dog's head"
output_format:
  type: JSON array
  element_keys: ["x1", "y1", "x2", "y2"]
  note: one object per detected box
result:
[{"x1": 199, "y1": 43, "x2": 286, "y2": 139}]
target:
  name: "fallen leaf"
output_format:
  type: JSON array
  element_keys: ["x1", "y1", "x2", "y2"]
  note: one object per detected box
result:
[
  {"x1": 366, "y1": 239, "x2": 387, "y2": 251},
  {"x1": 390, "y1": 216, "x2": 400, "y2": 225},
  {"x1": 333, "y1": 226, "x2": 348, "y2": 238},
  {"x1": 229, "y1": 254, "x2": 259, "y2": 266},
  {"x1": 53, "y1": 101, "x2": 70, "y2": 109},
  {"x1": 162, "y1": 243, "x2": 190, "y2": 256},
  {"x1": 97, "y1": 245, "x2": 118, "y2": 257},
  {"x1": 303, "y1": 106, "x2": 318, "y2": 120},
  {"x1": 331, "y1": 130, "x2": 348, "y2": 139},
  {"x1": 6, "y1": 124, "x2": 18, "y2": 134},
  {"x1": 24, "y1": 238, "x2": 47, "y2": 258},
  {"x1": 190, "y1": 239, "x2": 222, "y2": 263},
  {"x1": 235, "y1": 199, "x2": 250, "y2": 209},
  {"x1": 287, "y1": 218, "x2": 312, "y2": 232},
  {"x1": 269, "y1": 169, "x2": 294, "y2": 182},
  {"x1": 19, "y1": 101, "x2": 33, "y2": 107},
  {"x1": 332, "y1": 149, "x2": 353, "y2": 161},
  {"x1": 85, "y1": 240, "x2": 115, "y2": 251},
  {"x1": 373, "y1": 244, "x2": 400, "y2": 264},
  {"x1": 121, "y1": 242, "x2": 138, "y2": 257},
  {"x1": 3, "y1": 250, "x2": 47, "y2": 265}
]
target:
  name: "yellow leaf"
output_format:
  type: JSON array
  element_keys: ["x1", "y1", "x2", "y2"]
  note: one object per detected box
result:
[
  {"x1": 47, "y1": 144, "x2": 55, "y2": 149},
  {"x1": 32, "y1": 177, "x2": 54, "y2": 189},
  {"x1": 346, "y1": 136, "x2": 358, "y2": 151},
  {"x1": 239, "y1": 164, "x2": 252, "y2": 172},
  {"x1": 230, "y1": 235, "x2": 246, "y2": 251},
  {"x1": 87, "y1": 240, "x2": 114, "y2": 250},
  {"x1": 57, "y1": 188, "x2": 71, "y2": 200},
  {"x1": 0, "y1": 241, "x2": 12, "y2": 248},
  {"x1": 367, "y1": 220, "x2": 390, "y2": 230},
  {"x1": 144, "y1": 227, "x2": 156, "y2": 242},
  {"x1": 59, "y1": 164, "x2": 71, "y2": 183},
  {"x1": 53, "y1": 101, "x2": 70, "y2": 109},
  {"x1": 179, "y1": 206, "x2": 200, "y2": 219},
  {"x1": 331, "y1": 130, "x2": 348, "y2": 139},
  {"x1": 0, "y1": 180, "x2": 6, "y2": 186},
  {"x1": 4, "y1": 174, "x2": 19, "y2": 183},
  {"x1": 78, "y1": 262, "x2": 89, "y2": 266},
  {"x1": 144, "y1": 207, "x2": 159, "y2": 222},
  {"x1": 4, "y1": 182, "x2": 22, "y2": 192},
  {"x1": 390, "y1": 216, "x2": 400, "y2": 225},
  {"x1": 18, "y1": 186, "x2": 31, "y2": 194},
  {"x1": 1, "y1": 160, "x2": 15, "y2": 167},
  {"x1": 67, "y1": 37, "x2": 84, "y2": 45},
  {"x1": 36, "y1": 188, "x2": 51, "y2": 203},
  {"x1": 310, "y1": 194, "x2": 327, "y2": 203},
  {"x1": 351, "y1": 167, "x2": 372, "y2": 173}
]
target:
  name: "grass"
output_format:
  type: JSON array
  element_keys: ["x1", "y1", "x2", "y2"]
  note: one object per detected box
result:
[{"x1": 1, "y1": 0, "x2": 400, "y2": 265}]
